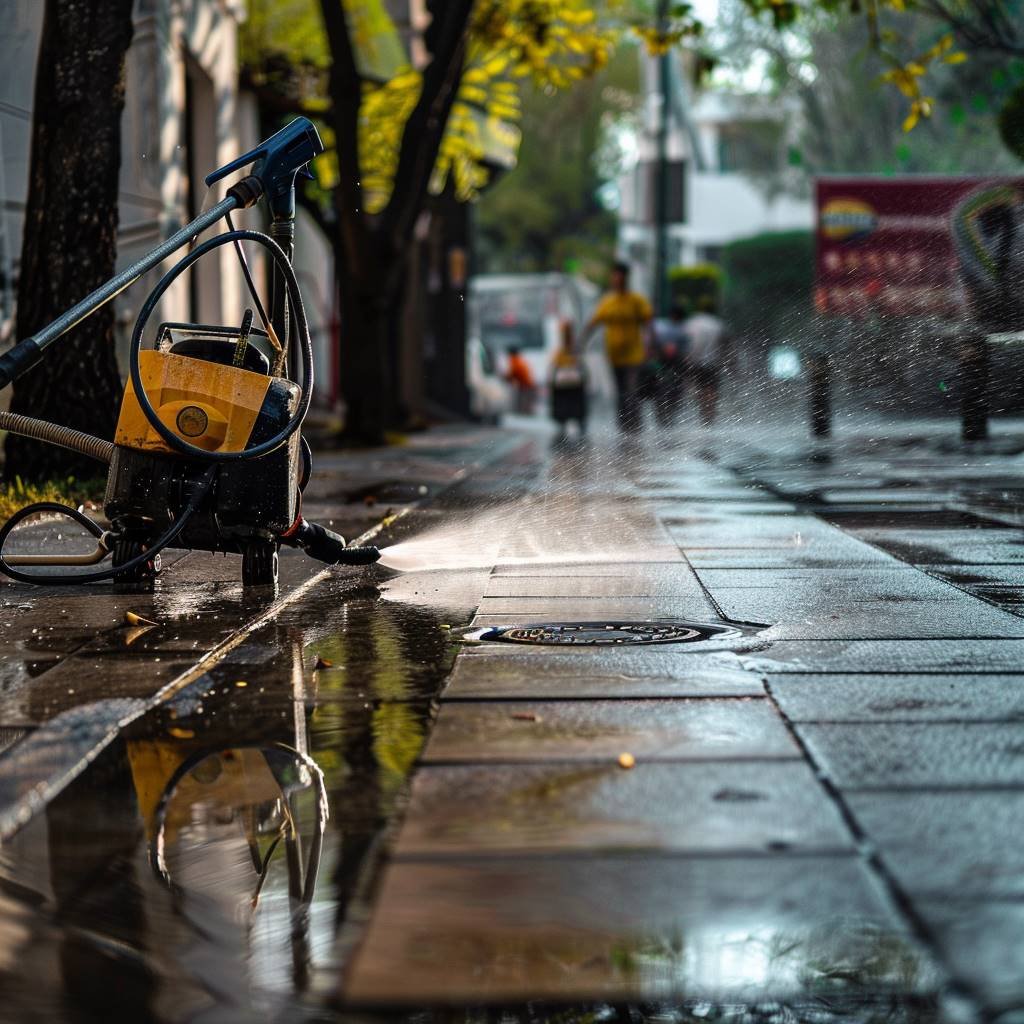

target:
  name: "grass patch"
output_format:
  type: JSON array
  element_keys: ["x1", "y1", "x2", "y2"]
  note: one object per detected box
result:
[{"x1": 0, "y1": 477, "x2": 107, "y2": 521}]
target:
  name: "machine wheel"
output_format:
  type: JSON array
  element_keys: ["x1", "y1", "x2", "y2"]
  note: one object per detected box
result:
[
  {"x1": 299, "y1": 436, "x2": 313, "y2": 492},
  {"x1": 242, "y1": 540, "x2": 279, "y2": 587},
  {"x1": 112, "y1": 537, "x2": 162, "y2": 582}
]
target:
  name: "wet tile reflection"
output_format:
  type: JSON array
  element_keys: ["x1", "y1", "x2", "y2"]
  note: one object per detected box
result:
[{"x1": 0, "y1": 580, "x2": 465, "y2": 1022}]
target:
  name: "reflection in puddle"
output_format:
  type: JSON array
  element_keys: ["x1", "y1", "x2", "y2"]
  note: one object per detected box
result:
[{"x1": 0, "y1": 576, "x2": 465, "y2": 1021}]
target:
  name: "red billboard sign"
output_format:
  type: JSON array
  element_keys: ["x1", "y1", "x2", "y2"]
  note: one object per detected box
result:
[{"x1": 815, "y1": 176, "x2": 1024, "y2": 318}]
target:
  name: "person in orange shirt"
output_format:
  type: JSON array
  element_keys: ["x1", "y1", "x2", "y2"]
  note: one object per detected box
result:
[
  {"x1": 505, "y1": 346, "x2": 537, "y2": 414},
  {"x1": 581, "y1": 261, "x2": 653, "y2": 432}
]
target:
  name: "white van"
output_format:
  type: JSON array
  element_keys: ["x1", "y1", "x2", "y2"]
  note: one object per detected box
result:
[{"x1": 467, "y1": 273, "x2": 611, "y2": 413}]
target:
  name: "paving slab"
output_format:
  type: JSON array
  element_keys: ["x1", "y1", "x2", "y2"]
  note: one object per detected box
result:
[
  {"x1": 656, "y1": 501, "x2": 799, "y2": 516},
  {"x1": 769, "y1": 673, "x2": 1024, "y2": 722},
  {"x1": 444, "y1": 649, "x2": 764, "y2": 699},
  {"x1": 394, "y1": 761, "x2": 853, "y2": 856},
  {"x1": 847, "y1": 792, "x2": 1024, "y2": 897},
  {"x1": 797, "y1": 722, "x2": 1024, "y2": 788},
  {"x1": 746, "y1": 638, "x2": 1024, "y2": 674},
  {"x1": 686, "y1": 545, "x2": 900, "y2": 569},
  {"x1": 473, "y1": 597, "x2": 718, "y2": 620},
  {"x1": 343, "y1": 856, "x2": 934, "y2": 1004},
  {"x1": 482, "y1": 574, "x2": 709, "y2": 598},
  {"x1": 696, "y1": 565, "x2": 966, "y2": 598},
  {"x1": 915, "y1": 899, "x2": 1024, "y2": 1013},
  {"x1": 851, "y1": 528, "x2": 1024, "y2": 565},
  {"x1": 490, "y1": 560, "x2": 687, "y2": 577},
  {"x1": 719, "y1": 592, "x2": 1024, "y2": 640},
  {"x1": 421, "y1": 699, "x2": 798, "y2": 763},
  {"x1": 925, "y1": 565, "x2": 1024, "y2": 586},
  {"x1": 666, "y1": 515, "x2": 844, "y2": 547}
]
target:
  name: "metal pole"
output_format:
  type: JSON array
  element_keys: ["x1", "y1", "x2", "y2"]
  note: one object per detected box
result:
[
  {"x1": 0, "y1": 195, "x2": 239, "y2": 389},
  {"x1": 653, "y1": 0, "x2": 671, "y2": 317}
]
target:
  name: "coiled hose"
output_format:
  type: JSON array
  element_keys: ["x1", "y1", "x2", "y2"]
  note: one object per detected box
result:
[{"x1": 0, "y1": 411, "x2": 113, "y2": 464}]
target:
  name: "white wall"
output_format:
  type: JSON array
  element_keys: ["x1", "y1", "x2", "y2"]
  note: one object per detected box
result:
[{"x1": 0, "y1": 0, "x2": 252, "y2": 371}]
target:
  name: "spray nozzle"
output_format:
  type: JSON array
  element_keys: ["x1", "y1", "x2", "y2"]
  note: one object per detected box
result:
[{"x1": 205, "y1": 117, "x2": 324, "y2": 220}]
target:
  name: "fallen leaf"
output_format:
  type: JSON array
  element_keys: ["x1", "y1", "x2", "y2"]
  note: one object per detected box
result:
[
  {"x1": 618, "y1": 752, "x2": 636, "y2": 770},
  {"x1": 124, "y1": 611, "x2": 158, "y2": 628},
  {"x1": 168, "y1": 727, "x2": 195, "y2": 739}
]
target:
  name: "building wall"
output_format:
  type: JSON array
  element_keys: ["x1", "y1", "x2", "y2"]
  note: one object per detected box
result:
[
  {"x1": 0, "y1": 0, "x2": 254, "y2": 372},
  {"x1": 616, "y1": 51, "x2": 813, "y2": 299}
]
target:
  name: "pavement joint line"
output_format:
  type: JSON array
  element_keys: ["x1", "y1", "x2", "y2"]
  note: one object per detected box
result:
[
  {"x1": 417, "y1": 755, "x2": 806, "y2": 766},
  {"x1": 438, "y1": 694, "x2": 771, "y2": 703},
  {"x1": 387, "y1": 847, "x2": 863, "y2": 864},
  {"x1": 760, "y1": 671, "x2": 966, "y2": 1008},
  {"x1": 789, "y1": 717, "x2": 1024, "y2": 725},
  {"x1": 838, "y1": 783, "x2": 1024, "y2": 793},
  {"x1": 0, "y1": 439, "x2": 520, "y2": 842},
  {"x1": 705, "y1": 458, "x2": 971, "y2": 1007}
]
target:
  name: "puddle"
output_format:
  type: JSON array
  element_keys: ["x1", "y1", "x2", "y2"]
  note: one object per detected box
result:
[{"x1": 0, "y1": 572, "x2": 466, "y2": 1020}]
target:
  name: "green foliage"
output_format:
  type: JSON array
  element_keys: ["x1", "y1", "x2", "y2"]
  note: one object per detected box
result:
[
  {"x1": 475, "y1": 44, "x2": 640, "y2": 277},
  {"x1": 720, "y1": 230, "x2": 814, "y2": 344},
  {"x1": 668, "y1": 263, "x2": 722, "y2": 313},
  {"x1": 0, "y1": 475, "x2": 105, "y2": 521}
]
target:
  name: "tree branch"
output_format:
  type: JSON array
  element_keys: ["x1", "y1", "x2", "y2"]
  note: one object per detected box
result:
[
  {"x1": 319, "y1": 0, "x2": 370, "y2": 276},
  {"x1": 380, "y1": 0, "x2": 475, "y2": 258}
]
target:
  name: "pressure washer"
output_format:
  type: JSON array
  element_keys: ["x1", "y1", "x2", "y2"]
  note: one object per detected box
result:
[{"x1": 0, "y1": 117, "x2": 380, "y2": 587}]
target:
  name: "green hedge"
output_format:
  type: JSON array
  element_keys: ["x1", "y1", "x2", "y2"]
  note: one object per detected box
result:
[
  {"x1": 668, "y1": 263, "x2": 722, "y2": 314},
  {"x1": 721, "y1": 230, "x2": 814, "y2": 344}
]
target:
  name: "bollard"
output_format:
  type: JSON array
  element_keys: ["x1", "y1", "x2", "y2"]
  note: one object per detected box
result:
[
  {"x1": 807, "y1": 354, "x2": 832, "y2": 439},
  {"x1": 959, "y1": 334, "x2": 990, "y2": 441}
]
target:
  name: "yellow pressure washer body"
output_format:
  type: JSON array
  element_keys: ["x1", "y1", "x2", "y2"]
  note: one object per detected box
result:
[{"x1": 105, "y1": 328, "x2": 304, "y2": 585}]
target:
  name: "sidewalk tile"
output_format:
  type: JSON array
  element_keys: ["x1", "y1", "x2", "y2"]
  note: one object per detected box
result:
[
  {"x1": 343, "y1": 856, "x2": 933, "y2": 1004},
  {"x1": 421, "y1": 698, "x2": 797, "y2": 763},
  {"x1": 847, "y1": 792, "x2": 1024, "y2": 897},
  {"x1": 395, "y1": 761, "x2": 852, "y2": 856},
  {"x1": 748, "y1": 639, "x2": 1024, "y2": 674},
  {"x1": 769, "y1": 673, "x2": 1024, "y2": 722},
  {"x1": 444, "y1": 650, "x2": 763, "y2": 699},
  {"x1": 915, "y1": 899, "x2": 1024, "y2": 1012},
  {"x1": 797, "y1": 722, "x2": 1024, "y2": 787}
]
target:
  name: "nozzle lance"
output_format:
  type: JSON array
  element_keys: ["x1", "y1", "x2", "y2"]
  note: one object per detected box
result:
[{"x1": 285, "y1": 518, "x2": 381, "y2": 567}]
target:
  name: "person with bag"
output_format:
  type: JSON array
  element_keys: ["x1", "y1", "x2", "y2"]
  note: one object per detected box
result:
[{"x1": 550, "y1": 320, "x2": 588, "y2": 439}]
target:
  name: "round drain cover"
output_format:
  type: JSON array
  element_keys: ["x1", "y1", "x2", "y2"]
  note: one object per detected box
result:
[{"x1": 477, "y1": 622, "x2": 727, "y2": 646}]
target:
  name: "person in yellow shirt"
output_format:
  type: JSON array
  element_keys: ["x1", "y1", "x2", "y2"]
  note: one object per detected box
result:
[{"x1": 581, "y1": 261, "x2": 653, "y2": 432}]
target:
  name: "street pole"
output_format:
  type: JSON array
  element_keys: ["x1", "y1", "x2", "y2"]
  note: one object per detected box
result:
[{"x1": 653, "y1": 0, "x2": 671, "y2": 316}]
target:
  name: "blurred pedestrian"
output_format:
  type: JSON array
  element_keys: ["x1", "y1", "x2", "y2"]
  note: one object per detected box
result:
[
  {"x1": 647, "y1": 304, "x2": 689, "y2": 426},
  {"x1": 505, "y1": 346, "x2": 537, "y2": 414},
  {"x1": 581, "y1": 261, "x2": 652, "y2": 432},
  {"x1": 684, "y1": 298, "x2": 728, "y2": 426},
  {"x1": 550, "y1": 320, "x2": 588, "y2": 439}
]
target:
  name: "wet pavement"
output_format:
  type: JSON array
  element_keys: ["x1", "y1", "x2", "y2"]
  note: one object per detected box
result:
[{"x1": 3, "y1": 413, "x2": 1024, "y2": 1021}]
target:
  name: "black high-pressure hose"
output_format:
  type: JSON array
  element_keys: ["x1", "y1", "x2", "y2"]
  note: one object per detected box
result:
[
  {"x1": 0, "y1": 466, "x2": 216, "y2": 586},
  {"x1": 129, "y1": 229, "x2": 313, "y2": 462}
]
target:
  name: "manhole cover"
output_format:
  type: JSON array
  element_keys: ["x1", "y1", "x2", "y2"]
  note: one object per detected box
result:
[{"x1": 473, "y1": 621, "x2": 734, "y2": 646}]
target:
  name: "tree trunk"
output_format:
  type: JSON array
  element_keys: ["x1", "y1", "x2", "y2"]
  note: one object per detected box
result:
[
  {"x1": 337, "y1": 250, "x2": 402, "y2": 445},
  {"x1": 3, "y1": 0, "x2": 134, "y2": 483}
]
